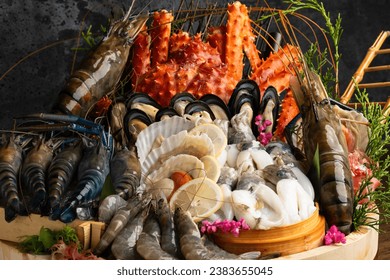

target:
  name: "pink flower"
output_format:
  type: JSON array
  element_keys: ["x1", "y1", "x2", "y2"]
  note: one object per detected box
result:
[
  {"x1": 254, "y1": 115, "x2": 273, "y2": 146},
  {"x1": 324, "y1": 225, "x2": 346, "y2": 245},
  {"x1": 200, "y1": 218, "x2": 250, "y2": 237}
]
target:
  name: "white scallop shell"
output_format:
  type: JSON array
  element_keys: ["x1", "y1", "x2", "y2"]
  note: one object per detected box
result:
[
  {"x1": 146, "y1": 154, "x2": 205, "y2": 185},
  {"x1": 135, "y1": 116, "x2": 195, "y2": 163},
  {"x1": 141, "y1": 131, "x2": 215, "y2": 175}
]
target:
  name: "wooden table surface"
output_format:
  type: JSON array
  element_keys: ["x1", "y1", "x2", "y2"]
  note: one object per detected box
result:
[{"x1": 375, "y1": 222, "x2": 390, "y2": 259}]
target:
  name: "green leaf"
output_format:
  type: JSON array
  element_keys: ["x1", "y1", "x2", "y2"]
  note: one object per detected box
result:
[
  {"x1": 38, "y1": 227, "x2": 56, "y2": 250},
  {"x1": 313, "y1": 143, "x2": 321, "y2": 181}
]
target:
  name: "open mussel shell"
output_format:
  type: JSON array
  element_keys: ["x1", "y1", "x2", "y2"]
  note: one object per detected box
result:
[
  {"x1": 200, "y1": 94, "x2": 231, "y2": 120},
  {"x1": 228, "y1": 79, "x2": 260, "y2": 117},
  {"x1": 229, "y1": 93, "x2": 259, "y2": 138},
  {"x1": 184, "y1": 100, "x2": 216, "y2": 120},
  {"x1": 259, "y1": 86, "x2": 281, "y2": 133},
  {"x1": 169, "y1": 92, "x2": 196, "y2": 116},
  {"x1": 125, "y1": 92, "x2": 162, "y2": 121},
  {"x1": 155, "y1": 107, "x2": 180, "y2": 122},
  {"x1": 123, "y1": 108, "x2": 153, "y2": 145}
]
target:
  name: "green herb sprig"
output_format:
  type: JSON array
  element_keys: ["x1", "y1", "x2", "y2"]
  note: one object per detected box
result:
[
  {"x1": 18, "y1": 225, "x2": 81, "y2": 255},
  {"x1": 283, "y1": 0, "x2": 343, "y2": 98},
  {"x1": 352, "y1": 86, "x2": 390, "y2": 231}
]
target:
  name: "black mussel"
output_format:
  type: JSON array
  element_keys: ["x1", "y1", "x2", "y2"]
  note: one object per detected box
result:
[
  {"x1": 169, "y1": 92, "x2": 196, "y2": 116},
  {"x1": 184, "y1": 100, "x2": 216, "y2": 120},
  {"x1": 125, "y1": 92, "x2": 162, "y2": 121},
  {"x1": 123, "y1": 108, "x2": 153, "y2": 145},
  {"x1": 228, "y1": 92, "x2": 258, "y2": 138},
  {"x1": 228, "y1": 79, "x2": 260, "y2": 116},
  {"x1": 155, "y1": 107, "x2": 180, "y2": 122},
  {"x1": 259, "y1": 86, "x2": 281, "y2": 133},
  {"x1": 200, "y1": 94, "x2": 231, "y2": 120}
]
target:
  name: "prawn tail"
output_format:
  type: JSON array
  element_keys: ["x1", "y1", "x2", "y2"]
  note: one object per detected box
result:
[{"x1": 4, "y1": 191, "x2": 21, "y2": 222}]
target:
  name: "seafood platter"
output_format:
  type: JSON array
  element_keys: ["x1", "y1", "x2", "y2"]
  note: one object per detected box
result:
[{"x1": 0, "y1": 0, "x2": 389, "y2": 260}]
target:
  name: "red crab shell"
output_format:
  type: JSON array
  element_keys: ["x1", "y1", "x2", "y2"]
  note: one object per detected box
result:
[
  {"x1": 135, "y1": 32, "x2": 236, "y2": 106},
  {"x1": 131, "y1": 2, "x2": 258, "y2": 107}
]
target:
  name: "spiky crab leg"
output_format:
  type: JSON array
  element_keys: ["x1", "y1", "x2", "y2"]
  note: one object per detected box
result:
[
  {"x1": 150, "y1": 10, "x2": 173, "y2": 66},
  {"x1": 226, "y1": 2, "x2": 246, "y2": 83},
  {"x1": 242, "y1": 12, "x2": 262, "y2": 73},
  {"x1": 131, "y1": 25, "x2": 151, "y2": 86}
]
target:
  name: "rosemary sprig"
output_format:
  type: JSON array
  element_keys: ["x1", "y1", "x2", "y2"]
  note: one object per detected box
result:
[
  {"x1": 352, "y1": 86, "x2": 390, "y2": 231},
  {"x1": 303, "y1": 44, "x2": 336, "y2": 95},
  {"x1": 282, "y1": 0, "x2": 343, "y2": 98}
]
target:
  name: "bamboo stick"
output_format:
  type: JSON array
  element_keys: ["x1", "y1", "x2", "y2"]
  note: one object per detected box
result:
[
  {"x1": 365, "y1": 65, "x2": 390, "y2": 72},
  {"x1": 341, "y1": 31, "x2": 390, "y2": 104},
  {"x1": 358, "y1": 81, "x2": 390, "y2": 88}
]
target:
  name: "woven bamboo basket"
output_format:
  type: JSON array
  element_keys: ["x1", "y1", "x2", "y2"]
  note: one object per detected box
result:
[{"x1": 212, "y1": 205, "x2": 325, "y2": 257}]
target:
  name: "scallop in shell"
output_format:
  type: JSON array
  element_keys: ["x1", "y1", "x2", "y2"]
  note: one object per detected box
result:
[
  {"x1": 141, "y1": 130, "x2": 215, "y2": 175},
  {"x1": 145, "y1": 154, "x2": 205, "y2": 190},
  {"x1": 135, "y1": 115, "x2": 195, "y2": 163}
]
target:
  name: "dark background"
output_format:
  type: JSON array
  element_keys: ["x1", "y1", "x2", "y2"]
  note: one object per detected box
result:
[{"x1": 0, "y1": 0, "x2": 389, "y2": 129}]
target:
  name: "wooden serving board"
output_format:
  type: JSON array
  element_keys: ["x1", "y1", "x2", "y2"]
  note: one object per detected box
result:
[
  {"x1": 0, "y1": 207, "x2": 379, "y2": 260},
  {"x1": 0, "y1": 207, "x2": 84, "y2": 243},
  {"x1": 275, "y1": 224, "x2": 379, "y2": 260},
  {"x1": 0, "y1": 224, "x2": 378, "y2": 260}
]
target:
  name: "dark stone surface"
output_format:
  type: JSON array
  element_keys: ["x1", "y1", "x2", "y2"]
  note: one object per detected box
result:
[{"x1": 0, "y1": 0, "x2": 389, "y2": 129}]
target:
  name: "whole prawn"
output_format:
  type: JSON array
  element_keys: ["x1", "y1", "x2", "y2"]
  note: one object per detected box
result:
[
  {"x1": 59, "y1": 137, "x2": 111, "y2": 223},
  {"x1": 155, "y1": 192, "x2": 179, "y2": 257},
  {"x1": 136, "y1": 211, "x2": 178, "y2": 260},
  {"x1": 110, "y1": 145, "x2": 141, "y2": 200},
  {"x1": 111, "y1": 207, "x2": 149, "y2": 260},
  {"x1": 93, "y1": 194, "x2": 151, "y2": 256},
  {"x1": 46, "y1": 139, "x2": 83, "y2": 213},
  {"x1": 0, "y1": 134, "x2": 24, "y2": 222},
  {"x1": 21, "y1": 136, "x2": 61, "y2": 213},
  {"x1": 173, "y1": 207, "x2": 257, "y2": 260},
  {"x1": 290, "y1": 70, "x2": 354, "y2": 234},
  {"x1": 53, "y1": 7, "x2": 148, "y2": 117}
]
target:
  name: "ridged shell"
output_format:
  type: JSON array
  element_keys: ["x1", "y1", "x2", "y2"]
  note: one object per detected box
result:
[
  {"x1": 145, "y1": 154, "x2": 205, "y2": 187},
  {"x1": 135, "y1": 116, "x2": 195, "y2": 163},
  {"x1": 141, "y1": 130, "x2": 215, "y2": 176}
]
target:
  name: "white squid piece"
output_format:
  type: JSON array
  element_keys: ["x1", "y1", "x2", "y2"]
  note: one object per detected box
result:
[
  {"x1": 251, "y1": 183, "x2": 289, "y2": 230},
  {"x1": 276, "y1": 178, "x2": 316, "y2": 224},
  {"x1": 236, "y1": 149, "x2": 256, "y2": 175},
  {"x1": 231, "y1": 189, "x2": 262, "y2": 229},
  {"x1": 290, "y1": 166, "x2": 315, "y2": 200},
  {"x1": 249, "y1": 148, "x2": 274, "y2": 170}
]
